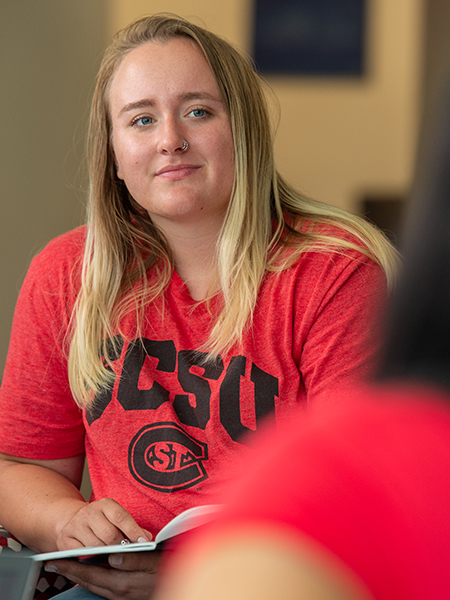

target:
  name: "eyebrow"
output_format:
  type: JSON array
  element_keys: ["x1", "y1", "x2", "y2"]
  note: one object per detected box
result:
[{"x1": 118, "y1": 92, "x2": 222, "y2": 117}]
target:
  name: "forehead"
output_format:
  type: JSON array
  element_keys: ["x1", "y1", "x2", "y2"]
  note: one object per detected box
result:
[{"x1": 108, "y1": 37, "x2": 221, "y2": 111}]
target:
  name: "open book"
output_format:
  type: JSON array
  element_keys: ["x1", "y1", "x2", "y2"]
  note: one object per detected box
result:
[{"x1": 32, "y1": 504, "x2": 221, "y2": 563}]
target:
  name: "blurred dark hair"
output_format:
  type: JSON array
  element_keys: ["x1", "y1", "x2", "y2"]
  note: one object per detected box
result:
[{"x1": 378, "y1": 75, "x2": 450, "y2": 387}]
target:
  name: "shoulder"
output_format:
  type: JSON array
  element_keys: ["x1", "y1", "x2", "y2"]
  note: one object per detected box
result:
[
  {"x1": 271, "y1": 384, "x2": 450, "y2": 497},
  {"x1": 218, "y1": 384, "x2": 450, "y2": 599},
  {"x1": 259, "y1": 233, "x2": 386, "y2": 329},
  {"x1": 275, "y1": 216, "x2": 379, "y2": 268},
  {"x1": 28, "y1": 226, "x2": 86, "y2": 278},
  {"x1": 32, "y1": 225, "x2": 87, "y2": 265},
  {"x1": 233, "y1": 383, "x2": 450, "y2": 490},
  {"x1": 306, "y1": 382, "x2": 450, "y2": 443},
  {"x1": 270, "y1": 221, "x2": 385, "y2": 295},
  {"x1": 296, "y1": 218, "x2": 372, "y2": 251},
  {"x1": 222, "y1": 381, "x2": 450, "y2": 535},
  {"x1": 21, "y1": 226, "x2": 87, "y2": 302}
]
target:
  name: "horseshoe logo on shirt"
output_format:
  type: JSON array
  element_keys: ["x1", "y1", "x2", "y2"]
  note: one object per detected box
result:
[{"x1": 128, "y1": 422, "x2": 208, "y2": 492}]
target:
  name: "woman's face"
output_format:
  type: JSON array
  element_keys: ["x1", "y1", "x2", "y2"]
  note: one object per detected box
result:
[{"x1": 109, "y1": 37, "x2": 235, "y2": 230}]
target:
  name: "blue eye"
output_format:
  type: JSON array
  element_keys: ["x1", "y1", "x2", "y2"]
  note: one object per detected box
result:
[
  {"x1": 132, "y1": 116, "x2": 153, "y2": 127},
  {"x1": 190, "y1": 109, "x2": 206, "y2": 118}
]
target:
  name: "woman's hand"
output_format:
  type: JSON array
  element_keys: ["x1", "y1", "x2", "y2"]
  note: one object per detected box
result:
[
  {"x1": 45, "y1": 551, "x2": 162, "y2": 600},
  {"x1": 56, "y1": 498, "x2": 152, "y2": 550}
]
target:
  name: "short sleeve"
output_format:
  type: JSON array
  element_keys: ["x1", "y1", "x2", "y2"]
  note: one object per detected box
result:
[
  {"x1": 294, "y1": 251, "x2": 387, "y2": 406},
  {"x1": 0, "y1": 229, "x2": 86, "y2": 459}
]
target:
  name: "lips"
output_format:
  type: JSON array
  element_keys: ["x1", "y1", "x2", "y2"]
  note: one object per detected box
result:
[{"x1": 156, "y1": 164, "x2": 201, "y2": 179}]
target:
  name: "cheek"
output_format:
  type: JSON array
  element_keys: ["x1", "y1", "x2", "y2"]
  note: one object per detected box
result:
[
  {"x1": 116, "y1": 160, "x2": 124, "y2": 181},
  {"x1": 112, "y1": 132, "x2": 125, "y2": 180},
  {"x1": 113, "y1": 136, "x2": 143, "y2": 182},
  {"x1": 212, "y1": 130, "x2": 235, "y2": 177},
  {"x1": 221, "y1": 139, "x2": 235, "y2": 184}
]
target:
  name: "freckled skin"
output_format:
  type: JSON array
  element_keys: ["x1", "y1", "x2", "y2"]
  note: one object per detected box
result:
[{"x1": 109, "y1": 38, "x2": 235, "y2": 230}]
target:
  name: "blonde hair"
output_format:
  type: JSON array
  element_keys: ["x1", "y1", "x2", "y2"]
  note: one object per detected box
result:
[{"x1": 69, "y1": 13, "x2": 399, "y2": 406}]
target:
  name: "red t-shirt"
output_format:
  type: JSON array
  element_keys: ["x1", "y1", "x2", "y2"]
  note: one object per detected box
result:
[
  {"x1": 0, "y1": 225, "x2": 386, "y2": 537},
  {"x1": 195, "y1": 384, "x2": 450, "y2": 600}
]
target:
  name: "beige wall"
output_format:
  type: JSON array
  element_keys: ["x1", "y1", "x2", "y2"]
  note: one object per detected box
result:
[
  {"x1": 108, "y1": 0, "x2": 424, "y2": 211},
  {"x1": 0, "y1": 1, "x2": 107, "y2": 375},
  {"x1": 108, "y1": 0, "x2": 254, "y2": 50}
]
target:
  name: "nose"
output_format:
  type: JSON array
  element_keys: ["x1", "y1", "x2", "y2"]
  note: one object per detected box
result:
[{"x1": 156, "y1": 118, "x2": 188, "y2": 155}]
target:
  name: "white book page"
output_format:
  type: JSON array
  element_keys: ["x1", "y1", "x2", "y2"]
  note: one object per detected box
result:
[
  {"x1": 32, "y1": 540, "x2": 157, "y2": 562},
  {"x1": 32, "y1": 504, "x2": 221, "y2": 563},
  {"x1": 154, "y1": 504, "x2": 221, "y2": 544}
]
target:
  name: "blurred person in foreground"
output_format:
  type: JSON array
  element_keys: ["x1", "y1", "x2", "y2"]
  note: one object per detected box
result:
[{"x1": 155, "y1": 77, "x2": 450, "y2": 600}]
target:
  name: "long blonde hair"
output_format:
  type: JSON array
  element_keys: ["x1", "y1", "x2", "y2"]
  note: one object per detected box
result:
[{"x1": 69, "y1": 14, "x2": 399, "y2": 406}]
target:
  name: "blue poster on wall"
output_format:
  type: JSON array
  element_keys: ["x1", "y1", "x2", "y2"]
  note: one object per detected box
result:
[{"x1": 252, "y1": 0, "x2": 366, "y2": 76}]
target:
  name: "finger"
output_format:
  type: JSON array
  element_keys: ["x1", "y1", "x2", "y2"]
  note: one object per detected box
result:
[
  {"x1": 45, "y1": 559, "x2": 100, "y2": 583},
  {"x1": 108, "y1": 550, "x2": 162, "y2": 573},
  {"x1": 100, "y1": 499, "x2": 153, "y2": 543},
  {"x1": 59, "y1": 503, "x2": 126, "y2": 549},
  {"x1": 46, "y1": 559, "x2": 157, "y2": 600},
  {"x1": 45, "y1": 560, "x2": 117, "y2": 598},
  {"x1": 45, "y1": 561, "x2": 116, "y2": 598},
  {"x1": 60, "y1": 523, "x2": 114, "y2": 550}
]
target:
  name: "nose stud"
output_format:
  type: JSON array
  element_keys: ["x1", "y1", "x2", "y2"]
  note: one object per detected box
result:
[{"x1": 180, "y1": 140, "x2": 189, "y2": 152}]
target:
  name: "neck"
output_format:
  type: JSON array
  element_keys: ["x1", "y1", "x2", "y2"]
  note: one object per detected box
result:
[{"x1": 153, "y1": 215, "x2": 222, "y2": 301}]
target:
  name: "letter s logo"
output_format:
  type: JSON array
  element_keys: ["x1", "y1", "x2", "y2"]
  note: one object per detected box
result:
[{"x1": 128, "y1": 422, "x2": 209, "y2": 493}]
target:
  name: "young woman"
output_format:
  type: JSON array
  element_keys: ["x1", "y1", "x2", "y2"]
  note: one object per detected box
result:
[{"x1": 0, "y1": 14, "x2": 397, "y2": 600}]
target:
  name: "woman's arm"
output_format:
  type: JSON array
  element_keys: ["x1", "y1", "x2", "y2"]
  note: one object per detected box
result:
[
  {"x1": 0, "y1": 452, "x2": 87, "y2": 552},
  {"x1": 0, "y1": 453, "x2": 152, "y2": 553}
]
